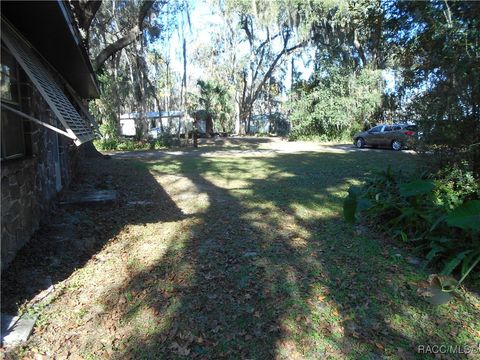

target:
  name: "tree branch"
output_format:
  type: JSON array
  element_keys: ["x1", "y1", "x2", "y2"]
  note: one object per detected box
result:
[
  {"x1": 94, "y1": 0, "x2": 155, "y2": 70},
  {"x1": 245, "y1": 39, "x2": 309, "y2": 118},
  {"x1": 70, "y1": 0, "x2": 102, "y2": 43},
  {"x1": 251, "y1": 45, "x2": 266, "y2": 88},
  {"x1": 70, "y1": 0, "x2": 102, "y2": 32},
  {"x1": 254, "y1": 32, "x2": 280, "y2": 56},
  {"x1": 241, "y1": 15, "x2": 254, "y2": 48}
]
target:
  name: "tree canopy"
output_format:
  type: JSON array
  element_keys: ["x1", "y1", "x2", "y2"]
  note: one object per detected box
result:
[{"x1": 73, "y1": 0, "x2": 479, "y2": 173}]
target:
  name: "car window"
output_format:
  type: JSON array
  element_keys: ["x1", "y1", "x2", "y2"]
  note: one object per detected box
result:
[
  {"x1": 393, "y1": 125, "x2": 402, "y2": 131},
  {"x1": 384, "y1": 126, "x2": 392, "y2": 132},
  {"x1": 370, "y1": 126, "x2": 382, "y2": 133}
]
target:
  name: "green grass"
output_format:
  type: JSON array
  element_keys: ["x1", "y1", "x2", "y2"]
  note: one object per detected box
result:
[
  {"x1": 129, "y1": 149, "x2": 478, "y2": 358},
  {"x1": 9, "y1": 142, "x2": 480, "y2": 359}
]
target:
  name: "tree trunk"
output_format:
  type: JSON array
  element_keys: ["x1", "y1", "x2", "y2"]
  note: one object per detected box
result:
[
  {"x1": 353, "y1": 30, "x2": 367, "y2": 67},
  {"x1": 268, "y1": 77, "x2": 272, "y2": 133},
  {"x1": 193, "y1": 123, "x2": 198, "y2": 148},
  {"x1": 242, "y1": 39, "x2": 308, "y2": 128},
  {"x1": 235, "y1": 95, "x2": 241, "y2": 134},
  {"x1": 82, "y1": 141, "x2": 109, "y2": 159}
]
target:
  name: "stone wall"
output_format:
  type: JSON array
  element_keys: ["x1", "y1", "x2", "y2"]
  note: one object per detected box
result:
[{"x1": 1, "y1": 86, "x2": 82, "y2": 270}]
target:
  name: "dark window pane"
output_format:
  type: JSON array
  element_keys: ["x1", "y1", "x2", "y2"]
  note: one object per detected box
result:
[
  {"x1": 1, "y1": 110, "x2": 25, "y2": 160},
  {"x1": 1, "y1": 74, "x2": 12, "y2": 100},
  {"x1": 1, "y1": 46, "x2": 19, "y2": 103},
  {"x1": 0, "y1": 48, "x2": 16, "y2": 78},
  {"x1": 1, "y1": 76, "x2": 19, "y2": 103},
  {"x1": 1, "y1": 45, "x2": 26, "y2": 160}
]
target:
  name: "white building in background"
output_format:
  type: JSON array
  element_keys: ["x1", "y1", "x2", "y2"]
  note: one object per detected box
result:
[{"x1": 119, "y1": 111, "x2": 193, "y2": 138}]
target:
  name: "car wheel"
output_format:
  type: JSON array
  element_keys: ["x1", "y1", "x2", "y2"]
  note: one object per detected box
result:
[
  {"x1": 391, "y1": 140, "x2": 402, "y2": 151},
  {"x1": 355, "y1": 138, "x2": 365, "y2": 148}
]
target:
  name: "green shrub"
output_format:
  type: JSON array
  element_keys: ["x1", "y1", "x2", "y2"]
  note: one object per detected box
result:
[
  {"x1": 289, "y1": 131, "x2": 352, "y2": 143},
  {"x1": 153, "y1": 139, "x2": 167, "y2": 150},
  {"x1": 94, "y1": 138, "x2": 151, "y2": 151},
  {"x1": 94, "y1": 139, "x2": 119, "y2": 151},
  {"x1": 94, "y1": 135, "x2": 183, "y2": 151},
  {"x1": 436, "y1": 162, "x2": 480, "y2": 204},
  {"x1": 153, "y1": 134, "x2": 180, "y2": 148},
  {"x1": 98, "y1": 120, "x2": 119, "y2": 141},
  {"x1": 343, "y1": 166, "x2": 480, "y2": 286}
]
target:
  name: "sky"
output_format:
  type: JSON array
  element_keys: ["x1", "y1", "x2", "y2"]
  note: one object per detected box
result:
[
  {"x1": 155, "y1": 0, "x2": 315, "y2": 91},
  {"x1": 152, "y1": 0, "x2": 396, "y2": 95},
  {"x1": 167, "y1": 1, "x2": 223, "y2": 80}
]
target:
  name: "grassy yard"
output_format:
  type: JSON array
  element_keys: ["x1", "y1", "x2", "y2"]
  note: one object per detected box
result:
[{"x1": 3, "y1": 139, "x2": 480, "y2": 359}]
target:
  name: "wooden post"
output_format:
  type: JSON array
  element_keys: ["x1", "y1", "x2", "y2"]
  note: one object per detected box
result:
[
  {"x1": 193, "y1": 131, "x2": 198, "y2": 148},
  {"x1": 193, "y1": 119, "x2": 198, "y2": 148}
]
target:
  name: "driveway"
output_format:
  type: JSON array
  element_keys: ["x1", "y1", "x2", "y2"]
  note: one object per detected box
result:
[{"x1": 106, "y1": 136, "x2": 416, "y2": 160}]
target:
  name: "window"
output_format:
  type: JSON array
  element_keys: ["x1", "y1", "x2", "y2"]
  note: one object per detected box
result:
[
  {"x1": 1, "y1": 45, "x2": 25, "y2": 160},
  {"x1": 384, "y1": 126, "x2": 393, "y2": 132},
  {"x1": 370, "y1": 126, "x2": 382, "y2": 133},
  {"x1": 2, "y1": 21, "x2": 94, "y2": 145},
  {"x1": 1, "y1": 47, "x2": 19, "y2": 103}
]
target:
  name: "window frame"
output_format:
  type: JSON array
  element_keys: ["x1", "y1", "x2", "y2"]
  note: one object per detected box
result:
[
  {"x1": 1, "y1": 44, "x2": 21, "y2": 106},
  {"x1": 369, "y1": 126, "x2": 383, "y2": 133},
  {"x1": 1, "y1": 44, "x2": 26, "y2": 161},
  {"x1": 1, "y1": 21, "x2": 95, "y2": 146}
]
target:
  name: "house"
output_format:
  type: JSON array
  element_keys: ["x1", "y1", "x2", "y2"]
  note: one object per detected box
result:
[
  {"x1": 119, "y1": 111, "x2": 189, "y2": 137},
  {"x1": 249, "y1": 113, "x2": 290, "y2": 135},
  {"x1": 1, "y1": 1, "x2": 99, "y2": 269},
  {"x1": 249, "y1": 114, "x2": 271, "y2": 134}
]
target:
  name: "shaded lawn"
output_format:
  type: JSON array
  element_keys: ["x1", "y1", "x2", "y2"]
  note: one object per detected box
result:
[{"x1": 5, "y1": 146, "x2": 480, "y2": 359}]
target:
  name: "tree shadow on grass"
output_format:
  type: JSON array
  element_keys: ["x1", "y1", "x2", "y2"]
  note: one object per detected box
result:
[
  {"x1": 244, "y1": 153, "x2": 480, "y2": 357},
  {"x1": 4, "y1": 148, "x2": 478, "y2": 359},
  {"x1": 94, "y1": 150, "x2": 478, "y2": 359}
]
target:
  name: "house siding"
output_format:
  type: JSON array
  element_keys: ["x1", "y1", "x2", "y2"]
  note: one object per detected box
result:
[{"x1": 1, "y1": 87, "x2": 81, "y2": 270}]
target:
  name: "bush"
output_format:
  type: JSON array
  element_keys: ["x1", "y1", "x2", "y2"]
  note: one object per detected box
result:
[
  {"x1": 289, "y1": 131, "x2": 353, "y2": 143},
  {"x1": 152, "y1": 139, "x2": 167, "y2": 150},
  {"x1": 343, "y1": 166, "x2": 480, "y2": 285},
  {"x1": 116, "y1": 140, "x2": 150, "y2": 151},
  {"x1": 153, "y1": 134, "x2": 181, "y2": 148},
  {"x1": 93, "y1": 139, "x2": 119, "y2": 151},
  {"x1": 94, "y1": 139, "x2": 148, "y2": 151},
  {"x1": 94, "y1": 135, "x2": 182, "y2": 151}
]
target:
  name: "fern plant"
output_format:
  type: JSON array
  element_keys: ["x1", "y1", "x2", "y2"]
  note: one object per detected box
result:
[{"x1": 343, "y1": 168, "x2": 480, "y2": 287}]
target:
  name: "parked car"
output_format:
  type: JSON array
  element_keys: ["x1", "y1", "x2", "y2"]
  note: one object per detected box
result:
[{"x1": 353, "y1": 123, "x2": 418, "y2": 151}]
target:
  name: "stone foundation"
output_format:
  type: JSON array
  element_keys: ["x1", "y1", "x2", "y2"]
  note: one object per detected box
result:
[{"x1": 1, "y1": 90, "x2": 81, "y2": 270}]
